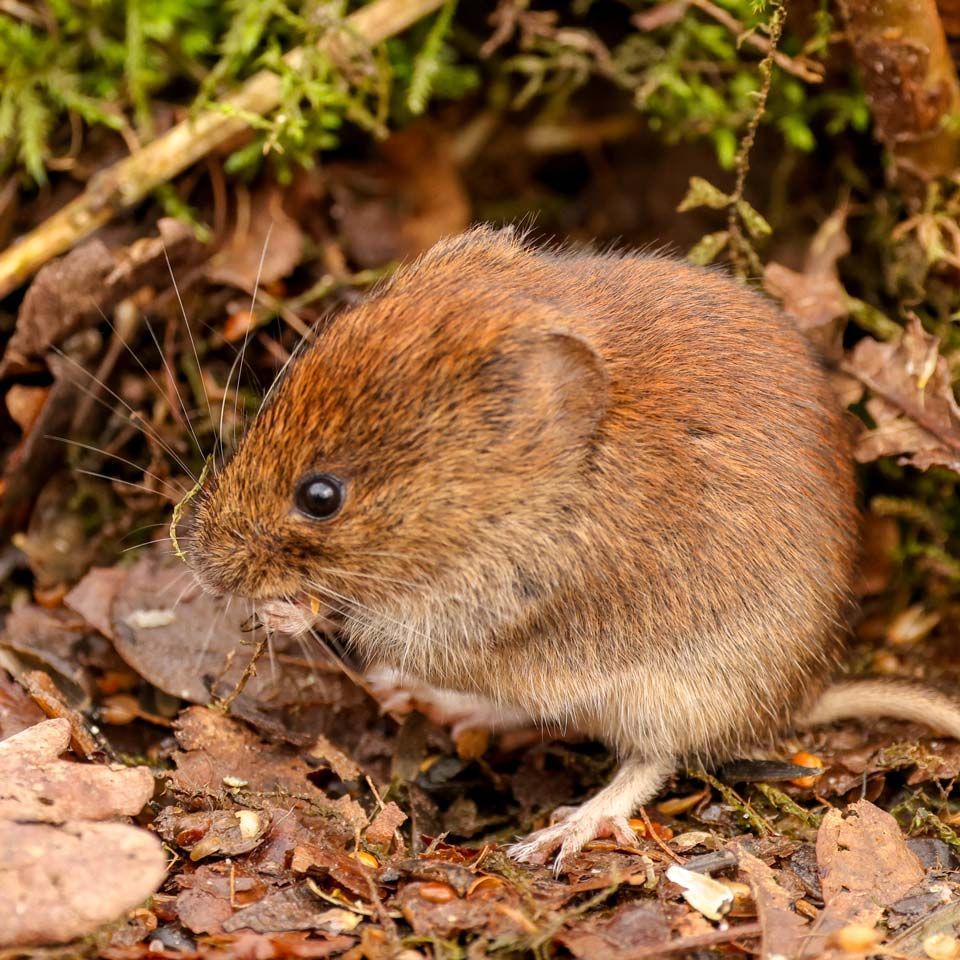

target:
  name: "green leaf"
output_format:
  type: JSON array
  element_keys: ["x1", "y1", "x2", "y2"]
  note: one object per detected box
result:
[
  {"x1": 688, "y1": 231, "x2": 729, "y2": 265},
  {"x1": 677, "y1": 176, "x2": 731, "y2": 213},
  {"x1": 736, "y1": 200, "x2": 772, "y2": 238}
]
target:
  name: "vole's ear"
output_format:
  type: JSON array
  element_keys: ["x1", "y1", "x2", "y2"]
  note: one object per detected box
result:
[{"x1": 514, "y1": 329, "x2": 609, "y2": 446}]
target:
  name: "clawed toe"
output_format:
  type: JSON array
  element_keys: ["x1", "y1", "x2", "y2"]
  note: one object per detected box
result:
[{"x1": 507, "y1": 812, "x2": 640, "y2": 874}]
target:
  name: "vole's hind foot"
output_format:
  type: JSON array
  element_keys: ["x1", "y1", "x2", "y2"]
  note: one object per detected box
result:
[
  {"x1": 507, "y1": 755, "x2": 673, "y2": 875},
  {"x1": 508, "y1": 811, "x2": 637, "y2": 873}
]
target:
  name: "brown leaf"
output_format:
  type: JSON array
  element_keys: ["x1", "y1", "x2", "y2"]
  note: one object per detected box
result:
[
  {"x1": 0, "y1": 718, "x2": 154, "y2": 821},
  {"x1": 1, "y1": 218, "x2": 198, "y2": 375},
  {"x1": 155, "y1": 807, "x2": 270, "y2": 860},
  {"x1": 844, "y1": 316, "x2": 960, "y2": 473},
  {"x1": 397, "y1": 880, "x2": 534, "y2": 941},
  {"x1": 811, "y1": 799, "x2": 924, "y2": 955},
  {"x1": 365, "y1": 801, "x2": 407, "y2": 847},
  {"x1": 0, "y1": 820, "x2": 166, "y2": 947},
  {"x1": 737, "y1": 849, "x2": 810, "y2": 960},
  {"x1": 109, "y1": 550, "x2": 368, "y2": 746},
  {"x1": 329, "y1": 122, "x2": 470, "y2": 267},
  {"x1": 206, "y1": 187, "x2": 304, "y2": 292},
  {"x1": 764, "y1": 204, "x2": 850, "y2": 357},
  {"x1": 307, "y1": 732, "x2": 362, "y2": 782},
  {"x1": 222, "y1": 884, "x2": 361, "y2": 935},
  {"x1": 0, "y1": 668, "x2": 45, "y2": 739},
  {"x1": 64, "y1": 565, "x2": 130, "y2": 640},
  {"x1": 554, "y1": 901, "x2": 670, "y2": 959},
  {"x1": 169, "y1": 707, "x2": 366, "y2": 830},
  {"x1": 289, "y1": 840, "x2": 378, "y2": 900}
]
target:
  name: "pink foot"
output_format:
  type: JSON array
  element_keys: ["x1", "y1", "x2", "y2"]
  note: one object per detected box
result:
[
  {"x1": 508, "y1": 810, "x2": 637, "y2": 874},
  {"x1": 506, "y1": 756, "x2": 674, "y2": 874}
]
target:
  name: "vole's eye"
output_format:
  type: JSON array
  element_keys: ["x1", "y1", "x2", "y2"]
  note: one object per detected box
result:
[{"x1": 295, "y1": 474, "x2": 344, "y2": 520}]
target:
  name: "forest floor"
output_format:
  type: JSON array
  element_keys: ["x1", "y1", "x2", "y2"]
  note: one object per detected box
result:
[{"x1": 3, "y1": 20, "x2": 960, "y2": 957}]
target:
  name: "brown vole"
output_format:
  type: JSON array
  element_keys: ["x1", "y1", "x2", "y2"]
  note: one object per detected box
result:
[{"x1": 186, "y1": 227, "x2": 960, "y2": 869}]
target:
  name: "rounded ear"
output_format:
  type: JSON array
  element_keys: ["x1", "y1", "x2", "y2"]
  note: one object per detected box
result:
[{"x1": 521, "y1": 329, "x2": 609, "y2": 446}]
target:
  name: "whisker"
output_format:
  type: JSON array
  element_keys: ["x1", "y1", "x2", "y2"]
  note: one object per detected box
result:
[
  {"x1": 52, "y1": 346, "x2": 196, "y2": 481},
  {"x1": 306, "y1": 579, "x2": 429, "y2": 643},
  {"x1": 73, "y1": 468, "x2": 177, "y2": 499},
  {"x1": 48, "y1": 435, "x2": 186, "y2": 498},
  {"x1": 228, "y1": 221, "x2": 273, "y2": 450},
  {"x1": 84, "y1": 298, "x2": 205, "y2": 474},
  {"x1": 141, "y1": 313, "x2": 205, "y2": 457},
  {"x1": 121, "y1": 536, "x2": 178, "y2": 553},
  {"x1": 162, "y1": 241, "x2": 216, "y2": 462}
]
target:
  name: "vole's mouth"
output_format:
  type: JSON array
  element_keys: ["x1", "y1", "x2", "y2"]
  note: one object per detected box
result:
[{"x1": 255, "y1": 595, "x2": 339, "y2": 636}]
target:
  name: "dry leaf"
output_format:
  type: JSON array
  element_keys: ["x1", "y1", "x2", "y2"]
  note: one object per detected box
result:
[
  {"x1": 307, "y1": 732, "x2": 362, "y2": 782},
  {"x1": 1, "y1": 218, "x2": 198, "y2": 375},
  {"x1": 365, "y1": 801, "x2": 408, "y2": 846},
  {"x1": 206, "y1": 187, "x2": 304, "y2": 292},
  {"x1": 0, "y1": 820, "x2": 166, "y2": 948},
  {"x1": 764, "y1": 204, "x2": 849, "y2": 357},
  {"x1": 0, "y1": 718, "x2": 154, "y2": 821},
  {"x1": 169, "y1": 707, "x2": 366, "y2": 830},
  {"x1": 811, "y1": 799, "x2": 924, "y2": 956},
  {"x1": 844, "y1": 316, "x2": 960, "y2": 473},
  {"x1": 64, "y1": 565, "x2": 130, "y2": 640},
  {"x1": 737, "y1": 849, "x2": 810, "y2": 960}
]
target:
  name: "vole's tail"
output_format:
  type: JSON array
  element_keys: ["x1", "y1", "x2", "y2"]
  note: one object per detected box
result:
[{"x1": 803, "y1": 680, "x2": 960, "y2": 739}]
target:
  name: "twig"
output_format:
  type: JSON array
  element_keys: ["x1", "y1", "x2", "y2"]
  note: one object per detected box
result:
[
  {"x1": 0, "y1": 0, "x2": 445, "y2": 300},
  {"x1": 688, "y1": 0, "x2": 823, "y2": 84},
  {"x1": 726, "y1": 1, "x2": 784, "y2": 278},
  {"x1": 215, "y1": 632, "x2": 270, "y2": 710}
]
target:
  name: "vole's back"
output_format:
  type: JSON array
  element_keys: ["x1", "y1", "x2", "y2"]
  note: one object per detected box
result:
[{"x1": 415, "y1": 237, "x2": 858, "y2": 761}]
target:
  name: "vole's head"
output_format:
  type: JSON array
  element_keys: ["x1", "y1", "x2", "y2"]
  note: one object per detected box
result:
[{"x1": 186, "y1": 229, "x2": 607, "y2": 652}]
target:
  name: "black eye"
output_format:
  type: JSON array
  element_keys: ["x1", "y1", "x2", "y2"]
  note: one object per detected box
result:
[{"x1": 295, "y1": 474, "x2": 345, "y2": 520}]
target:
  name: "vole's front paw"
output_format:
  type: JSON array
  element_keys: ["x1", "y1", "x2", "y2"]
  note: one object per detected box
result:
[{"x1": 508, "y1": 809, "x2": 637, "y2": 875}]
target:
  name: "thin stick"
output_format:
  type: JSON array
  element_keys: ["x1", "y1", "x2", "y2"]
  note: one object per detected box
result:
[
  {"x1": 215, "y1": 632, "x2": 270, "y2": 710},
  {"x1": 0, "y1": 0, "x2": 445, "y2": 299}
]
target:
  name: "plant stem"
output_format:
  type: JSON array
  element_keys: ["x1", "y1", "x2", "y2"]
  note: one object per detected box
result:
[{"x1": 0, "y1": 0, "x2": 445, "y2": 300}]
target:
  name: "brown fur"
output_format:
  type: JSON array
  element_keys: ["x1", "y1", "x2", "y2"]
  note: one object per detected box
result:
[{"x1": 189, "y1": 226, "x2": 858, "y2": 767}]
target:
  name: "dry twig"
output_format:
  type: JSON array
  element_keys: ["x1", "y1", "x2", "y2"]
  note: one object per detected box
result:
[{"x1": 0, "y1": 0, "x2": 445, "y2": 300}]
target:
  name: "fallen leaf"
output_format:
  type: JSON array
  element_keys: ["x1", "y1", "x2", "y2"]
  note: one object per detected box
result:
[
  {"x1": 307, "y1": 732, "x2": 362, "y2": 782},
  {"x1": 812, "y1": 799, "x2": 924, "y2": 955},
  {"x1": 764, "y1": 204, "x2": 850, "y2": 357},
  {"x1": 0, "y1": 668, "x2": 45, "y2": 739},
  {"x1": 329, "y1": 121, "x2": 470, "y2": 267},
  {"x1": 0, "y1": 718, "x2": 154, "y2": 821},
  {"x1": 155, "y1": 807, "x2": 270, "y2": 860},
  {"x1": 206, "y1": 187, "x2": 304, "y2": 292},
  {"x1": 554, "y1": 901, "x2": 671, "y2": 960},
  {"x1": 169, "y1": 707, "x2": 366, "y2": 830},
  {"x1": 64, "y1": 565, "x2": 131, "y2": 640},
  {"x1": 737, "y1": 849, "x2": 810, "y2": 960},
  {"x1": 844, "y1": 316, "x2": 960, "y2": 473},
  {"x1": 365, "y1": 801, "x2": 408, "y2": 847},
  {"x1": 223, "y1": 884, "x2": 362, "y2": 934},
  {"x1": 109, "y1": 550, "x2": 369, "y2": 746},
  {"x1": 1, "y1": 218, "x2": 198, "y2": 375},
  {"x1": 289, "y1": 839, "x2": 379, "y2": 900},
  {"x1": 0, "y1": 820, "x2": 166, "y2": 948}
]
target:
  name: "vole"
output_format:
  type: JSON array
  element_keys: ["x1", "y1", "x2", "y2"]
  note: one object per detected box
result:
[{"x1": 186, "y1": 226, "x2": 960, "y2": 869}]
